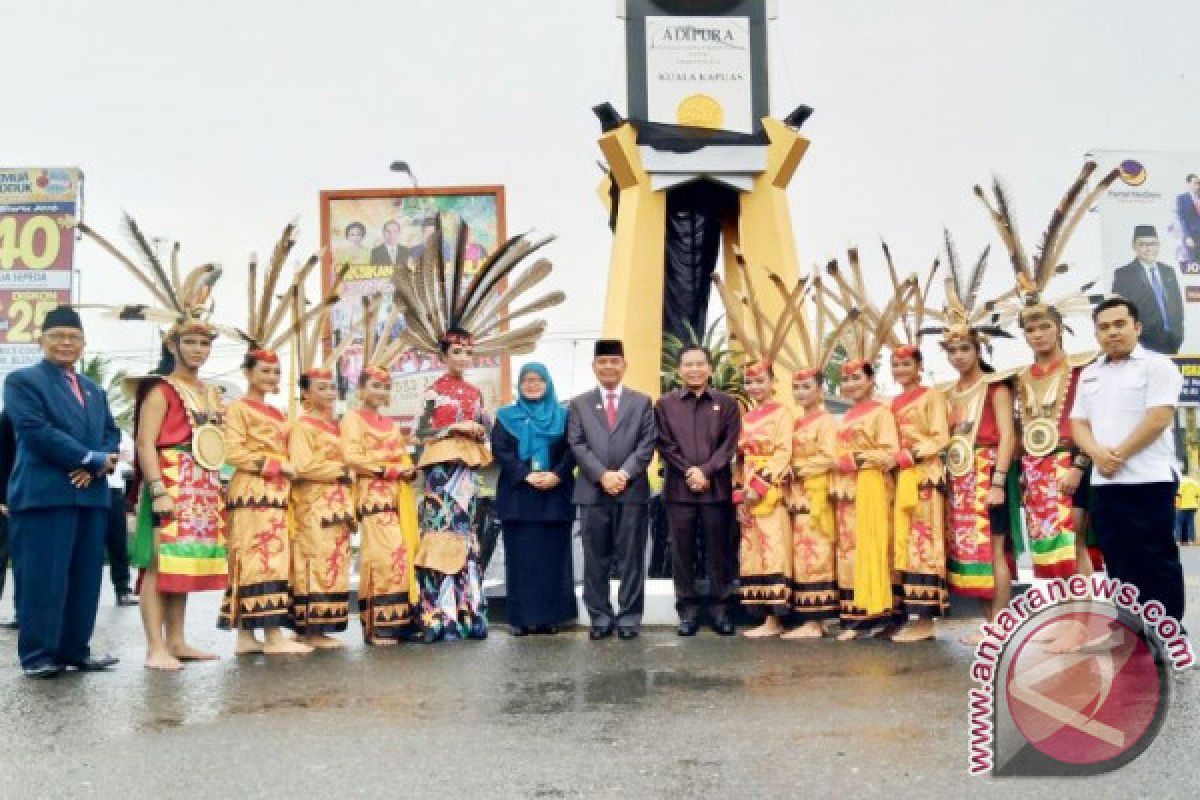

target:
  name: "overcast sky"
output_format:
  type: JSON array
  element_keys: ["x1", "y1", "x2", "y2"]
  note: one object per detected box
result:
[{"x1": 7, "y1": 0, "x2": 1200, "y2": 393}]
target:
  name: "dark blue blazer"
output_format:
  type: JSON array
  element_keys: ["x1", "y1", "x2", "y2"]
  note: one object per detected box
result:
[
  {"x1": 3, "y1": 359, "x2": 119, "y2": 512},
  {"x1": 489, "y1": 423, "x2": 575, "y2": 523}
]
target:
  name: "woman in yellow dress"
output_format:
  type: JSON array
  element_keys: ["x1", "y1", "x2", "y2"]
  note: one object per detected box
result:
[
  {"x1": 342, "y1": 365, "x2": 419, "y2": 645},
  {"x1": 783, "y1": 367, "x2": 839, "y2": 639},
  {"x1": 888, "y1": 345, "x2": 950, "y2": 642},
  {"x1": 219, "y1": 349, "x2": 312, "y2": 656},
  {"x1": 735, "y1": 360, "x2": 795, "y2": 638},
  {"x1": 288, "y1": 367, "x2": 356, "y2": 648},
  {"x1": 832, "y1": 359, "x2": 900, "y2": 640}
]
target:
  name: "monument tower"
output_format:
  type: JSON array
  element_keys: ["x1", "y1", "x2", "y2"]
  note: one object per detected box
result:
[{"x1": 596, "y1": 0, "x2": 812, "y2": 397}]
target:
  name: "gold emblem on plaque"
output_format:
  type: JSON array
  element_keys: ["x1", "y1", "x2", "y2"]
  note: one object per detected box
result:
[
  {"x1": 947, "y1": 435, "x2": 973, "y2": 478},
  {"x1": 1022, "y1": 418, "x2": 1059, "y2": 458},
  {"x1": 677, "y1": 94, "x2": 724, "y2": 129}
]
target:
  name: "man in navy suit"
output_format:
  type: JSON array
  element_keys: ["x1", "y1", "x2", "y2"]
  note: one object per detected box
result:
[
  {"x1": 1176, "y1": 173, "x2": 1200, "y2": 265},
  {"x1": 3, "y1": 306, "x2": 121, "y2": 677}
]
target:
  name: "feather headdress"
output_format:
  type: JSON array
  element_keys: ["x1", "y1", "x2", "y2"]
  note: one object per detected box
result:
[
  {"x1": 919, "y1": 229, "x2": 1014, "y2": 349},
  {"x1": 389, "y1": 216, "x2": 563, "y2": 358},
  {"x1": 78, "y1": 213, "x2": 235, "y2": 340},
  {"x1": 821, "y1": 248, "x2": 920, "y2": 375},
  {"x1": 712, "y1": 249, "x2": 860, "y2": 381},
  {"x1": 974, "y1": 160, "x2": 1119, "y2": 331},
  {"x1": 229, "y1": 223, "x2": 349, "y2": 366}
]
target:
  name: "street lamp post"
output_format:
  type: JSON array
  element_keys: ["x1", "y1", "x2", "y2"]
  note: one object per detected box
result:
[{"x1": 389, "y1": 161, "x2": 418, "y2": 188}]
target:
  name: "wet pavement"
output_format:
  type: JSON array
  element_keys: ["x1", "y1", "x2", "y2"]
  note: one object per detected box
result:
[{"x1": 1, "y1": 553, "x2": 1197, "y2": 798}]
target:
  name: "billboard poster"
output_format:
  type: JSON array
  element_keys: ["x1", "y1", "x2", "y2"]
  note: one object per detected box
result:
[
  {"x1": 1092, "y1": 150, "x2": 1200, "y2": 402},
  {"x1": 0, "y1": 167, "x2": 81, "y2": 375},
  {"x1": 319, "y1": 186, "x2": 508, "y2": 430}
]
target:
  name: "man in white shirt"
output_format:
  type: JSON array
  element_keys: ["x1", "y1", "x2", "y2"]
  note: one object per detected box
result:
[
  {"x1": 1070, "y1": 297, "x2": 1185, "y2": 622},
  {"x1": 105, "y1": 430, "x2": 137, "y2": 606}
]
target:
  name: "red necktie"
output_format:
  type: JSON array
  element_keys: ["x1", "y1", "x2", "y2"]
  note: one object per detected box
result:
[
  {"x1": 605, "y1": 392, "x2": 617, "y2": 429},
  {"x1": 66, "y1": 371, "x2": 84, "y2": 405}
]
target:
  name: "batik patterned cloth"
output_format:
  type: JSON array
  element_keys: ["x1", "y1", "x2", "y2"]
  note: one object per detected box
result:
[{"x1": 219, "y1": 399, "x2": 292, "y2": 630}]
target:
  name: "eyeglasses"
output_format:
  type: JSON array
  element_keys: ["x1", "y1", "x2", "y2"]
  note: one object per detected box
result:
[{"x1": 43, "y1": 332, "x2": 85, "y2": 344}]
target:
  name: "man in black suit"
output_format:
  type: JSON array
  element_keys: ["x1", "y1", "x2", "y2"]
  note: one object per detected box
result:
[
  {"x1": 1111, "y1": 225, "x2": 1185, "y2": 355},
  {"x1": 0, "y1": 410, "x2": 16, "y2": 629},
  {"x1": 567, "y1": 339, "x2": 657, "y2": 640},
  {"x1": 369, "y1": 219, "x2": 409, "y2": 268},
  {"x1": 1177, "y1": 174, "x2": 1200, "y2": 265}
]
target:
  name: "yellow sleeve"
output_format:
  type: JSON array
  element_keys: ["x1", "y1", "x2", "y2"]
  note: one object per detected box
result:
[
  {"x1": 341, "y1": 412, "x2": 385, "y2": 475},
  {"x1": 761, "y1": 405, "x2": 794, "y2": 482},
  {"x1": 909, "y1": 390, "x2": 951, "y2": 461},
  {"x1": 858, "y1": 406, "x2": 900, "y2": 468},
  {"x1": 290, "y1": 422, "x2": 345, "y2": 482},
  {"x1": 794, "y1": 415, "x2": 836, "y2": 477},
  {"x1": 223, "y1": 403, "x2": 264, "y2": 473}
]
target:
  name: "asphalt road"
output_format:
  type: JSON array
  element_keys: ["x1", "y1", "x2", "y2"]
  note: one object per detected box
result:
[{"x1": 0, "y1": 552, "x2": 1197, "y2": 799}]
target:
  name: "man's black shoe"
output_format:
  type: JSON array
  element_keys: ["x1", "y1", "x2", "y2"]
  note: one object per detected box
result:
[
  {"x1": 24, "y1": 664, "x2": 63, "y2": 679},
  {"x1": 589, "y1": 625, "x2": 614, "y2": 641},
  {"x1": 677, "y1": 619, "x2": 699, "y2": 637},
  {"x1": 617, "y1": 628, "x2": 639, "y2": 640},
  {"x1": 115, "y1": 593, "x2": 138, "y2": 607},
  {"x1": 712, "y1": 618, "x2": 736, "y2": 636},
  {"x1": 65, "y1": 654, "x2": 119, "y2": 672}
]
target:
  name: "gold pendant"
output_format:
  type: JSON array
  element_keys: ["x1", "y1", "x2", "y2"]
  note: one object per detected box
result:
[
  {"x1": 1022, "y1": 418, "x2": 1059, "y2": 458},
  {"x1": 192, "y1": 423, "x2": 227, "y2": 471},
  {"x1": 947, "y1": 435, "x2": 973, "y2": 478}
]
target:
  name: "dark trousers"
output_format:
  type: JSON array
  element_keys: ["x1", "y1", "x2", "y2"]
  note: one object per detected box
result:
[
  {"x1": 581, "y1": 502, "x2": 648, "y2": 631},
  {"x1": 1091, "y1": 482, "x2": 1186, "y2": 622},
  {"x1": 105, "y1": 488, "x2": 131, "y2": 595},
  {"x1": 666, "y1": 502, "x2": 735, "y2": 621},
  {"x1": 0, "y1": 513, "x2": 9, "y2": 602},
  {"x1": 10, "y1": 507, "x2": 106, "y2": 669}
]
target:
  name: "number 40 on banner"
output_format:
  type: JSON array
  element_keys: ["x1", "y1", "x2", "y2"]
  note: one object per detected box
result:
[{"x1": 0, "y1": 214, "x2": 69, "y2": 269}]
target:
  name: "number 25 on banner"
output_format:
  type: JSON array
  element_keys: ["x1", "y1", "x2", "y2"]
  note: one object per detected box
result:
[
  {"x1": 4, "y1": 299, "x2": 59, "y2": 343},
  {"x1": 0, "y1": 215, "x2": 63, "y2": 269}
]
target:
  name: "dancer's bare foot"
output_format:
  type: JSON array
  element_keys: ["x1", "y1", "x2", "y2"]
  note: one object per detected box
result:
[
  {"x1": 1040, "y1": 620, "x2": 1089, "y2": 654},
  {"x1": 781, "y1": 621, "x2": 824, "y2": 640},
  {"x1": 262, "y1": 638, "x2": 314, "y2": 655},
  {"x1": 892, "y1": 620, "x2": 936, "y2": 643},
  {"x1": 168, "y1": 644, "x2": 219, "y2": 661},
  {"x1": 145, "y1": 649, "x2": 183, "y2": 671},
  {"x1": 836, "y1": 628, "x2": 861, "y2": 642},
  {"x1": 742, "y1": 617, "x2": 784, "y2": 638},
  {"x1": 235, "y1": 631, "x2": 264, "y2": 655},
  {"x1": 299, "y1": 634, "x2": 345, "y2": 650},
  {"x1": 874, "y1": 624, "x2": 900, "y2": 640},
  {"x1": 1078, "y1": 628, "x2": 1125, "y2": 653},
  {"x1": 367, "y1": 636, "x2": 398, "y2": 647}
]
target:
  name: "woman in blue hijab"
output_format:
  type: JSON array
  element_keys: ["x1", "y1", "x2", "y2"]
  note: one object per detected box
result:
[{"x1": 491, "y1": 363, "x2": 576, "y2": 635}]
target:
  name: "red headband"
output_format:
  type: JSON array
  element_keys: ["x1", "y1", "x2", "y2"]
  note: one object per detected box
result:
[
  {"x1": 743, "y1": 360, "x2": 772, "y2": 379},
  {"x1": 441, "y1": 331, "x2": 474, "y2": 348},
  {"x1": 841, "y1": 359, "x2": 869, "y2": 378},
  {"x1": 792, "y1": 367, "x2": 820, "y2": 381},
  {"x1": 247, "y1": 348, "x2": 279, "y2": 365},
  {"x1": 892, "y1": 345, "x2": 920, "y2": 360},
  {"x1": 302, "y1": 368, "x2": 333, "y2": 381},
  {"x1": 361, "y1": 366, "x2": 391, "y2": 384}
]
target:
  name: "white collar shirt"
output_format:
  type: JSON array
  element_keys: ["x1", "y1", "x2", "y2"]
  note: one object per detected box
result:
[{"x1": 1069, "y1": 345, "x2": 1181, "y2": 485}]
